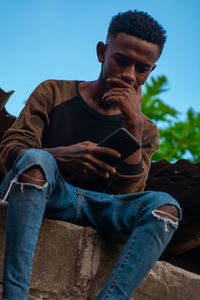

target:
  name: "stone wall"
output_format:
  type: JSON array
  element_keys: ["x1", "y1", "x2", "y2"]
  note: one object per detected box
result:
[{"x1": 1, "y1": 203, "x2": 200, "y2": 300}]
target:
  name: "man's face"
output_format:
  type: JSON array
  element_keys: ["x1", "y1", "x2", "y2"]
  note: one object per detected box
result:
[{"x1": 98, "y1": 32, "x2": 161, "y2": 91}]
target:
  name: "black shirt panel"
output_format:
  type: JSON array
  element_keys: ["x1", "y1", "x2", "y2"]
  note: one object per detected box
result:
[{"x1": 42, "y1": 82, "x2": 125, "y2": 148}]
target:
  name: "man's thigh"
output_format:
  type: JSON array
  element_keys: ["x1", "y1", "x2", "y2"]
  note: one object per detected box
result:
[{"x1": 72, "y1": 189, "x2": 181, "y2": 241}]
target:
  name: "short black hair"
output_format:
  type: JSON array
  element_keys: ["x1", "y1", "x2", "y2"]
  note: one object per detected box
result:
[{"x1": 107, "y1": 10, "x2": 167, "y2": 51}]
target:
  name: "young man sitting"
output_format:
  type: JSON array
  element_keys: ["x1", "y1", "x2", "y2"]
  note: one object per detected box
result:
[{"x1": 0, "y1": 10, "x2": 181, "y2": 300}]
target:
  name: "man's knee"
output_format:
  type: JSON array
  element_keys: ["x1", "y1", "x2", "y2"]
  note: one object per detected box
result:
[
  {"x1": 17, "y1": 149, "x2": 54, "y2": 167},
  {"x1": 145, "y1": 191, "x2": 181, "y2": 229},
  {"x1": 19, "y1": 166, "x2": 46, "y2": 186},
  {"x1": 15, "y1": 149, "x2": 58, "y2": 184},
  {"x1": 148, "y1": 191, "x2": 180, "y2": 215},
  {"x1": 154, "y1": 204, "x2": 179, "y2": 222}
]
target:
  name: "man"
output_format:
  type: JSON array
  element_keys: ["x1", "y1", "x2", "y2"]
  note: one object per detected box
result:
[{"x1": 0, "y1": 10, "x2": 181, "y2": 300}]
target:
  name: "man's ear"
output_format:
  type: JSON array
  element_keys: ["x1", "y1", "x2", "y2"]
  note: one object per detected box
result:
[{"x1": 97, "y1": 41, "x2": 107, "y2": 63}]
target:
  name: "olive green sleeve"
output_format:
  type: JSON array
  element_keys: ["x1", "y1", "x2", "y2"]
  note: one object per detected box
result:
[{"x1": 0, "y1": 80, "x2": 75, "y2": 174}]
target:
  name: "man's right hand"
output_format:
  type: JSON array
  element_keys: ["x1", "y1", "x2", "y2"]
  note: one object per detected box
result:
[{"x1": 45, "y1": 141, "x2": 121, "y2": 179}]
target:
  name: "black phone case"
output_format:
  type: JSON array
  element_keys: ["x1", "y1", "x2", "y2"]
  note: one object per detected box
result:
[{"x1": 98, "y1": 127, "x2": 140, "y2": 166}]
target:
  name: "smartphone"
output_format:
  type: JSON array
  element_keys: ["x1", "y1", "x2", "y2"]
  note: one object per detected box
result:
[{"x1": 98, "y1": 127, "x2": 140, "y2": 166}]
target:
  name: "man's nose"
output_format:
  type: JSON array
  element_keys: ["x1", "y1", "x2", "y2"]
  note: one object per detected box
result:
[{"x1": 120, "y1": 65, "x2": 136, "y2": 85}]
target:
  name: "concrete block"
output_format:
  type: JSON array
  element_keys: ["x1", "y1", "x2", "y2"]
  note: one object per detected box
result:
[{"x1": 1, "y1": 203, "x2": 200, "y2": 300}]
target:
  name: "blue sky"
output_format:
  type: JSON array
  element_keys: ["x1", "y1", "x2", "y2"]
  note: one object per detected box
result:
[{"x1": 1, "y1": 0, "x2": 200, "y2": 119}]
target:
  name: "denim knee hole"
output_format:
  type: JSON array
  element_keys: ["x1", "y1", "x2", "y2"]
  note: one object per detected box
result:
[{"x1": 152, "y1": 208, "x2": 179, "y2": 232}]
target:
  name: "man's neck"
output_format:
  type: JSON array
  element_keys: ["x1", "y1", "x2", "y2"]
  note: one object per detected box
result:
[{"x1": 78, "y1": 80, "x2": 121, "y2": 116}]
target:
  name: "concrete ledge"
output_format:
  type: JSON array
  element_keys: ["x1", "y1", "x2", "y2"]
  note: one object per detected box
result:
[{"x1": 1, "y1": 203, "x2": 200, "y2": 300}]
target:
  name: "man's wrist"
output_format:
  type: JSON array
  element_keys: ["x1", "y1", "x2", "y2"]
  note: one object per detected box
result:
[{"x1": 117, "y1": 159, "x2": 143, "y2": 175}]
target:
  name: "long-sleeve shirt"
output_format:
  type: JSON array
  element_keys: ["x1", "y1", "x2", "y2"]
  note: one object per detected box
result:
[{"x1": 0, "y1": 80, "x2": 159, "y2": 194}]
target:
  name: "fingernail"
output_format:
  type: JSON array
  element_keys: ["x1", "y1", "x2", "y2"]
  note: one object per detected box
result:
[{"x1": 105, "y1": 172, "x2": 110, "y2": 178}]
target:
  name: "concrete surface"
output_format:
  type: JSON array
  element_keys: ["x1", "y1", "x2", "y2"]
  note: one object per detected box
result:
[{"x1": 1, "y1": 203, "x2": 200, "y2": 300}]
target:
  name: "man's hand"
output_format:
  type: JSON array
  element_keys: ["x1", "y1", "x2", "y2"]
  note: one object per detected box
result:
[
  {"x1": 102, "y1": 78, "x2": 143, "y2": 138},
  {"x1": 45, "y1": 141, "x2": 121, "y2": 179}
]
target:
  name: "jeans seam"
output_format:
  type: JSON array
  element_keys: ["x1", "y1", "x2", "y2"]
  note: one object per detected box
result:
[
  {"x1": 78, "y1": 192, "x2": 145, "y2": 208},
  {"x1": 61, "y1": 183, "x2": 145, "y2": 207},
  {"x1": 63, "y1": 183, "x2": 144, "y2": 208},
  {"x1": 102, "y1": 221, "x2": 143, "y2": 299},
  {"x1": 73, "y1": 188, "x2": 83, "y2": 223}
]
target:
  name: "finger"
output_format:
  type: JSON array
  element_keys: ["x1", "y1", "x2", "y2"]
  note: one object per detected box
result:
[
  {"x1": 102, "y1": 95, "x2": 124, "y2": 106},
  {"x1": 136, "y1": 85, "x2": 143, "y2": 103},
  {"x1": 82, "y1": 141, "x2": 97, "y2": 146},
  {"x1": 102, "y1": 92, "x2": 124, "y2": 103},
  {"x1": 102, "y1": 88, "x2": 129, "y2": 100},
  {"x1": 107, "y1": 77, "x2": 134, "y2": 88},
  {"x1": 103, "y1": 87, "x2": 125, "y2": 94},
  {"x1": 94, "y1": 146, "x2": 121, "y2": 158},
  {"x1": 83, "y1": 161, "x2": 111, "y2": 179},
  {"x1": 91, "y1": 157, "x2": 117, "y2": 175},
  {"x1": 81, "y1": 151, "x2": 118, "y2": 174}
]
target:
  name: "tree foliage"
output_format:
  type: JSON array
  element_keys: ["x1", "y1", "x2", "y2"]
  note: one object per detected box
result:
[{"x1": 142, "y1": 76, "x2": 200, "y2": 162}]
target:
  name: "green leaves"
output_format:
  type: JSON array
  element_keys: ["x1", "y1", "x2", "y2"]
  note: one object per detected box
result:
[
  {"x1": 142, "y1": 76, "x2": 178, "y2": 124},
  {"x1": 142, "y1": 76, "x2": 200, "y2": 162}
]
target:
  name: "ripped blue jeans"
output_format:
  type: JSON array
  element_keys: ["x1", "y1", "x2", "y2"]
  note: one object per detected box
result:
[{"x1": 0, "y1": 149, "x2": 182, "y2": 300}]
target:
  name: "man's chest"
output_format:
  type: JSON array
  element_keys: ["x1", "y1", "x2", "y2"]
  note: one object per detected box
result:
[{"x1": 42, "y1": 97, "x2": 125, "y2": 148}]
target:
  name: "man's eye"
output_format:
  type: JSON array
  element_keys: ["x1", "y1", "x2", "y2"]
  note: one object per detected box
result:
[
  {"x1": 115, "y1": 57, "x2": 129, "y2": 66},
  {"x1": 136, "y1": 64, "x2": 150, "y2": 73}
]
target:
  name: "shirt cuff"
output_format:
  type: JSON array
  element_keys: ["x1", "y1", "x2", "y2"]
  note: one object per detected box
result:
[
  {"x1": 116, "y1": 160, "x2": 143, "y2": 175},
  {"x1": 7, "y1": 146, "x2": 24, "y2": 170}
]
